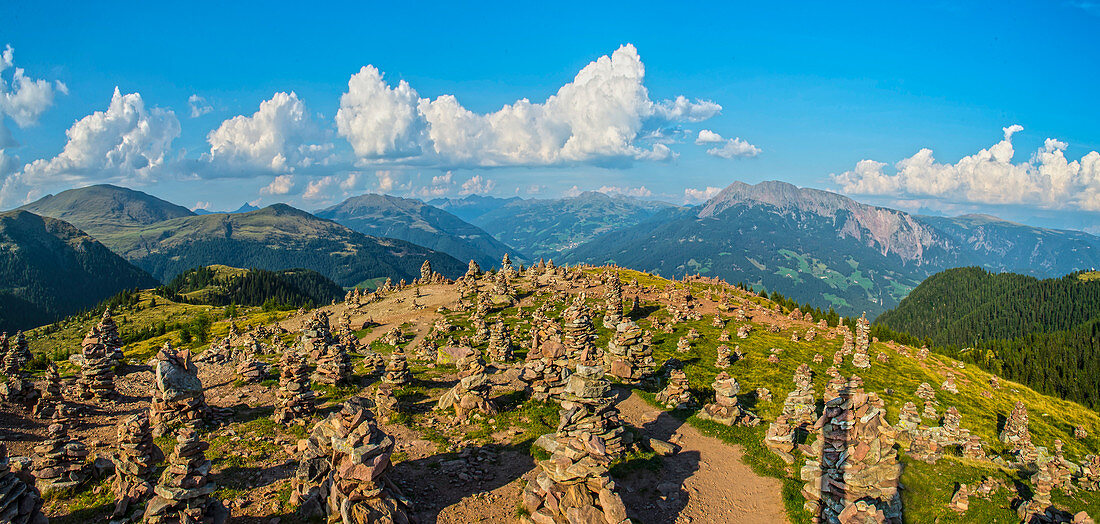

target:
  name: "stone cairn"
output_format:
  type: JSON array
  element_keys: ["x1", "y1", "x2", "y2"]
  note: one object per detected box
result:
[
  {"x1": 32, "y1": 362, "x2": 69, "y2": 419},
  {"x1": 698, "y1": 371, "x2": 759, "y2": 426},
  {"x1": 602, "y1": 273, "x2": 623, "y2": 328},
  {"x1": 235, "y1": 357, "x2": 266, "y2": 383},
  {"x1": 604, "y1": 320, "x2": 653, "y2": 383},
  {"x1": 382, "y1": 352, "x2": 411, "y2": 386},
  {"x1": 0, "y1": 443, "x2": 47, "y2": 524},
  {"x1": 895, "y1": 402, "x2": 921, "y2": 438},
  {"x1": 799, "y1": 376, "x2": 902, "y2": 523},
  {"x1": 77, "y1": 324, "x2": 117, "y2": 401},
  {"x1": 521, "y1": 364, "x2": 629, "y2": 524},
  {"x1": 941, "y1": 373, "x2": 959, "y2": 394},
  {"x1": 851, "y1": 313, "x2": 871, "y2": 369},
  {"x1": 437, "y1": 351, "x2": 496, "y2": 423},
  {"x1": 766, "y1": 364, "x2": 817, "y2": 463},
  {"x1": 715, "y1": 344, "x2": 733, "y2": 369},
  {"x1": 313, "y1": 338, "x2": 351, "y2": 386},
  {"x1": 143, "y1": 426, "x2": 228, "y2": 524},
  {"x1": 562, "y1": 294, "x2": 598, "y2": 364},
  {"x1": 32, "y1": 420, "x2": 90, "y2": 495},
  {"x1": 98, "y1": 308, "x2": 124, "y2": 368},
  {"x1": 274, "y1": 348, "x2": 316, "y2": 425},
  {"x1": 149, "y1": 344, "x2": 208, "y2": 437},
  {"x1": 655, "y1": 369, "x2": 693, "y2": 410},
  {"x1": 0, "y1": 331, "x2": 37, "y2": 406},
  {"x1": 292, "y1": 397, "x2": 412, "y2": 523},
  {"x1": 1000, "y1": 401, "x2": 1038, "y2": 464},
  {"x1": 522, "y1": 318, "x2": 569, "y2": 401},
  {"x1": 948, "y1": 484, "x2": 969, "y2": 513},
  {"x1": 961, "y1": 434, "x2": 986, "y2": 460},
  {"x1": 111, "y1": 413, "x2": 157, "y2": 519},
  {"x1": 915, "y1": 383, "x2": 938, "y2": 420},
  {"x1": 487, "y1": 319, "x2": 514, "y2": 363}
]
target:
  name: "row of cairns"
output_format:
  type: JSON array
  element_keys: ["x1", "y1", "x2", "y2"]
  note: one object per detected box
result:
[
  {"x1": 436, "y1": 350, "x2": 497, "y2": 423},
  {"x1": 799, "y1": 375, "x2": 903, "y2": 523},
  {"x1": 274, "y1": 348, "x2": 316, "y2": 425},
  {"x1": 765, "y1": 364, "x2": 817, "y2": 463},
  {"x1": 604, "y1": 320, "x2": 655, "y2": 383},
  {"x1": 0, "y1": 443, "x2": 47, "y2": 524},
  {"x1": 149, "y1": 344, "x2": 208, "y2": 437},
  {"x1": 292, "y1": 397, "x2": 413, "y2": 523},
  {"x1": 142, "y1": 425, "x2": 228, "y2": 524},
  {"x1": 522, "y1": 364, "x2": 630, "y2": 524},
  {"x1": 416, "y1": 259, "x2": 448, "y2": 285},
  {"x1": 0, "y1": 331, "x2": 38, "y2": 406}
]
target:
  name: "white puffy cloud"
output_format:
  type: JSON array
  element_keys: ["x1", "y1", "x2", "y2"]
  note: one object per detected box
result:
[
  {"x1": 207, "y1": 92, "x2": 330, "y2": 171},
  {"x1": 303, "y1": 175, "x2": 336, "y2": 200},
  {"x1": 260, "y1": 174, "x2": 295, "y2": 195},
  {"x1": 695, "y1": 129, "x2": 760, "y2": 159},
  {"x1": 596, "y1": 185, "x2": 652, "y2": 197},
  {"x1": 0, "y1": 45, "x2": 65, "y2": 129},
  {"x1": 831, "y1": 125, "x2": 1100, "y2": 211},
  {"x1": 2, "y1": 88, "x2": 180, "y2": 207},
  {"x1": 336, "y1": 44, "x2": 720, "y2": 168},
  {"x1": 460, "y1": 175, "x2": 495, "y2": 195},
  {"x1": 188, "y1": 94, "x2": 213, "y2": 118},
  {"x1": 192, "y1": 201, "x2": 212, "y2": 211},
  {"x1": 684, "y1": 186, "x2": 722, "y2": 203}
]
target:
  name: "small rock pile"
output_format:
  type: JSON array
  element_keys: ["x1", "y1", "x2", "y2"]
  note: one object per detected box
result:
[
  {"x1": 0, "y1": 443, "x2": 46, "y2": 524},
  {"x1": 149, "y1": 345, "x2": 208, "y2": 437},
  {"x1": 292, "y1": 397, "x2": 412, "y2": 522},
  {"x1": 312, "y1": 341, "x2": 351, "y2": 385},
  {"x1": 32, "y1": 363, "x2": 69, "y2": 420},
  {"x1": 655, "y1": 369, "x2": 693, "y2": 410},
  {"x1": 143, "y1": 426, "x2": 228, "y2": 524},
  {"x1": 799, "y1": 377, "x2": 902, "y2": 523},
  {"x1": 603, "y1": 273, "x2": 623, "y2": 328},
  {"x1": 948, "y1": 484, "x2": 969, "y2": 513},
  {"x1": 941, "y1": 373, "x2": 958, "y2": 394},
  {"x1": 895, "y1": 402, "x2": 921, "y2": 437},
  {"x1": 235, "y1": 358, "x2": 266, "y2": 383},
  {"x1": 961, "y1": 435, "x2": 986, "y2": 460},
  {"x1": 437, "y1": 352, "x2": 496, "y2": 423},
  {"x1": 698, "y1": 371, "x2": 759, "y2": 426},
  {"x1": 111, "y1": 414, "x2": 157, "y2": 519},
  {"x1": 553, "y1": 364, "x2": 628, "y2": 458},
  {"x1": 604, "y1": 320, "x2": 653, "y2": 382},
  {"x1": 382, "y1": 352, "x2": 412, "y2": 386},
  {"x1": 522, "y1": 324, "x2": 569, "y2": 401},
  {"x1": 737, "y1": 324, "x2": 751, "y2": 339},
  {"x1": 273, "y1": 349, "x2": 316, "y2": 425},
  {"x1": 32, "y1": 420, "x2": 90, "y2": 495},
  {"x1": 487, "y1": 319, "x2": 514, "y2": 362},
  {"x1": 715, "y1": 344, "x2": 732, "y2": 368}
]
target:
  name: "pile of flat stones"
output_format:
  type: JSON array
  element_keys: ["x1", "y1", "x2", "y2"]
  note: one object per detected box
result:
[
  {"x1": 698, "y1": 371, "x2": 759, "y2": 426},
  {"x1": 292, "y1": 397, "x2": 413, "y2": 523},
  {"x1": 32, "y1": 363, "x2": 69, "y2": 420},
  {"x1": 1000, "y1": 401, "x2": 1038, "y2": 464},
  {"x1": 274, "y1": 348, "x2": 316, "y2": 425},
  {"x1": 604, "y1": 320, "x2": 653, "y2": 382},
  {"x1": 0, "y1": 443, "x2": 47, "y2": 524},
  {"x1": 765, "y1": 364, "x2": 817, "y2": 463},
  {"x1": 98, "y1": 309, "x2": 124, "y2": 367},
  {"x1": 235, "y1": 357, "x2": 266, "y2": 383},
  {"x1": 313, "y1": 340, "x2": 351, "y2": 385},
  {"x1": 603, "y1": 273, "x2": 623, "y2": 328},
  {"x1": 143, "y1": 426, "x2": 228, "y2": 524},
  {"x1": 111, "y1": 413, "x2": 157, "y2": 520},
  {"x1": 487, "y1": 319, "x2": 514, "y2": 363},
  {"x1": 655, "y1": 369, "x2": 693, "y2": 409},
  {"x1": 436, "y1": 351, "x2": 496, "y2": 423},
  {"x1": 799, "y1": 376, "x2": 902, "y2": 523},
  {"x1": 149, "y1": 345, "x2": 207, "y2": 437},
  {"x1": 562, "y1": 295, "x2": 598, "y2": 364},
  {"x1": 382, "y1": 352, "x2": 411, "y2": 386},
  {"x1": 520, "y1": 365, "x2": 629, "y2": 524},
  {"x1": 31, "y1": 420, "x2": 90, "y2": 495},
  {"x1": 77, "y1": 324, "x2": 117, "y2": 400},
  {"x1": 0, "y1": 331, "x2": 37, "y2": 405},
  {"x1": 522, "y1": 321, "x2": 569, "y2": 401}
]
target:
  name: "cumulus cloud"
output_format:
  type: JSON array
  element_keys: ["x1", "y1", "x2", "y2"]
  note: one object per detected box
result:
[
  {"x1": 0, "y1": 45, "x2": 66, "y2": 129},
  {"x1": 188, "y1": 94, "x2": 213, "y2": 118},
  {"x1": 684, "y1": 186, "x2": 722, "y2": 203},
  {"x1": 336, "y1": 44, "x2": 720, "y2": 168},
  {"x1": 192, "y1": 201, "x2": 212, "y2": 211},
  {"x1": 831, "y1": 125, "x2": 1100, "y2": 211},
  {"x1": 460, "y1": 175, "x2": 495, "y2": 195},
  {"x1": 695, "y1": 129, "x2": 760, "y2": 159},
  {"x1": 2, "y1": 88, "x2": 180, "y2": 207},
  {"x1": 597, "y1": 185, "x2": 652, "y2": 197},
  {"x1": 260, "y1": 174, "x2": 295, "y2": 195},
  {"x1": 207, "y1": 92, "x2": 330, "y2": 171},
  {"x1": 303, "y1": 175, "x2": 336, "y2": 200}
]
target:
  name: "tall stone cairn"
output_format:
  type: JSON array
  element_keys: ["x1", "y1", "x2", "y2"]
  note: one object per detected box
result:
[
  {"x1": 0, "y1": 331, "x2": 37, "y2": 405},
  {"x1": 419, "y1": 259, "x2": 433, "y2": 284},
  {"x1": 98, "y1": 308, "x2": 124, "y2": 368},
  {"x1": 562, "y1": 294, "x2": 598, "y2": 364},
  {"x1": 436, "y1": 351, "x2": 496, "y2": 422},
  {"x1": 799, "y1": 377, "x2": 903, "y2": 523},
  {"x1": 0, "y1": 443, "x2": 47, "y2": 524},
  {"x1": 487, "y1": 319, "x2": 514, "y2": 362},
  {"x1": 655, "y1": 369, "x2": 693, "y2": 409},
  {"x1": 273, "y1": 348, "x2": 316, "y2": 425},
  {"x1": 895, "y1": 402, "x2": 921, "y2": 438},
  {"x1": 1000, "y1": 401, "x2": 1038, "y2": 464},
  {"x1": 31, "y1": 420, "x2": 90, "y2": 495},
  {"x1": 851, "y1": 313, "x2": 871, "y2": 369},
  {"x1": 32, "y1": 362, "x2": 69, "y2": 419},
  {"x1": 765, "y1": 364, "x2": 817, "y2": 462},
  {"x1": 698, "y1": 371, "x2": 759, "y2": 426},
  {"x1": 382, "y1": 352, "x2": 411, "y2": 386},
  {"x1": 111, "y1": 414, "x2": 157, "y2": 519},
  {"x1": 77, "y1": 324, "x2": 117, "y2": 400},
  {"x1": 313, "y1": 340, "x2": 351, "y2": 385},
  {"x1": 602, "y1": 273, "x2": 623, "y2": 328},
  {"x1": 149, "y1": 344, "x2": 208, "y2": 437},
  {"x1": 465, "y1": 259, "x2": 481, "y2": 280},
  {"x1": 520, "y1": 365, "x2": 629, "y2": 524},
  {"x1": 143, "y1": 426, "x2": 228, "y2": 524},
  {"x1": 292, "y1": 397, "x2": 413, "y2": 523},
  {"x1": 715, "y1": 344, "x2": 733, "y2": 369},
  {"x1": 522, "y1": 318, "x2": 568, "y2": 401},
  {"x1": 604, "y1": 320, "x2": 653, "y2": 382}
]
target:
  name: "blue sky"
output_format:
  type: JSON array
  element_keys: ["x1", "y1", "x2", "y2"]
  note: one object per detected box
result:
[{"x1": 1, "y1": 1, "x2": 1098, "y2": 231}]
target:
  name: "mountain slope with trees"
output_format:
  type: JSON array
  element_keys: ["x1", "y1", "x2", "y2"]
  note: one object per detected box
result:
[
  {"x1": 155, "y1": 265, "x2": 344, "y2": 307},
  {"x1": 0, "y1": 210, "x2": 158, "y2": 332}
]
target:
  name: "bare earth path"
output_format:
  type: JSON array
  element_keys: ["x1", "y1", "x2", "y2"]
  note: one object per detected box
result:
[{"x1": 615, "y1": 389, "x2": 787, "y2": 524}]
